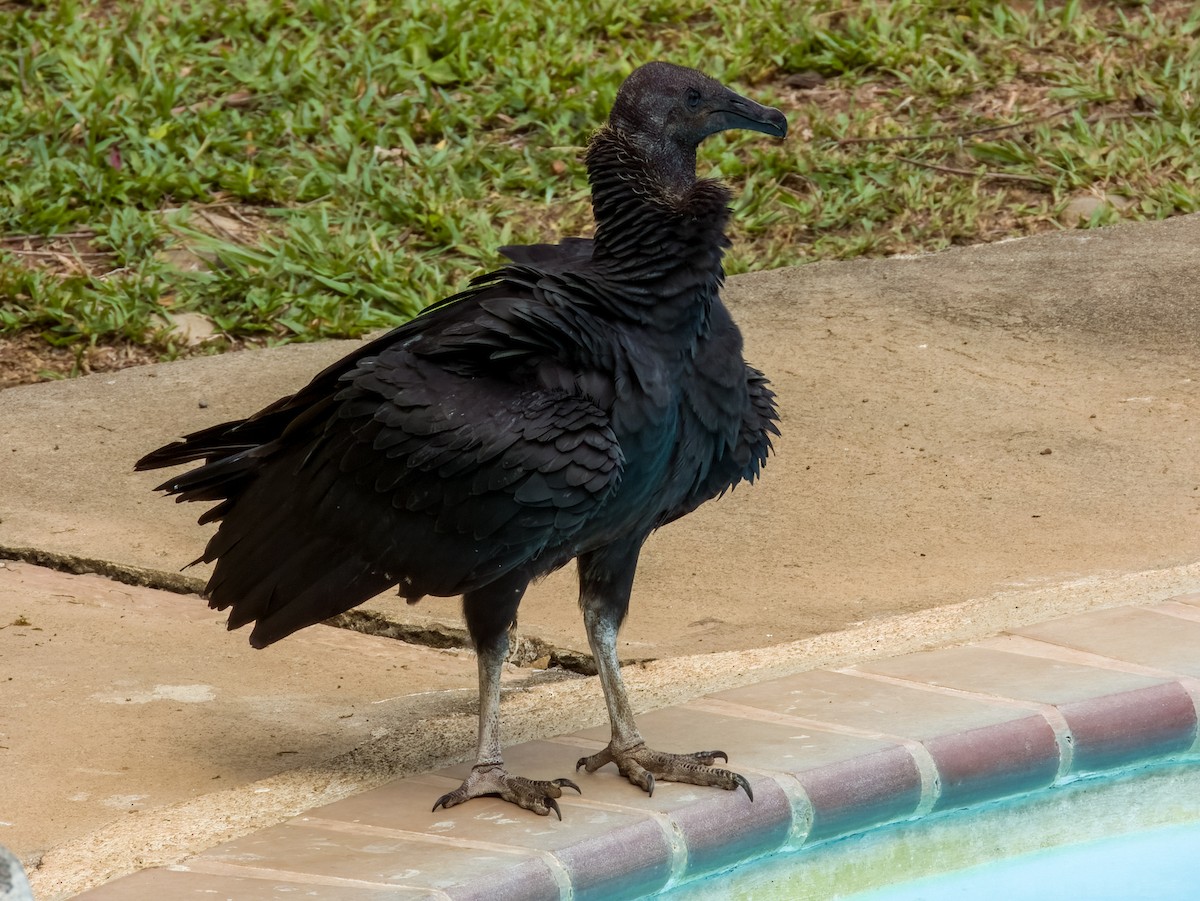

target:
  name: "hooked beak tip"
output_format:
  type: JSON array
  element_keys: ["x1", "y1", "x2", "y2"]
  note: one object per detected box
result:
[{"x1": 765, "y1": 110, "x2": 788, "y2": 139}]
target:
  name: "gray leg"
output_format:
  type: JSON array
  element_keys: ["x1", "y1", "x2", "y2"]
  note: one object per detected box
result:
[
  {"x1": 432, "y1": 575, "x2": 580, "y2": 818},
  {"x1": 574, "y1": 541, "x2": 753, "y2": 800},
  {"x1": 473, "y1": 624, "x2": 508, "y2": 768}
]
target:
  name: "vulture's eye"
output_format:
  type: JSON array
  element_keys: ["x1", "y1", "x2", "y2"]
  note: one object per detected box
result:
[{"x1": 686, "y1": 88, "x2": 702, "y2": 110}]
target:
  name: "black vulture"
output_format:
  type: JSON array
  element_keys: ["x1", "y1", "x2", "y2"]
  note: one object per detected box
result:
[{"x1": 137, "y1": 61, "x2": 786, "y2": 818}]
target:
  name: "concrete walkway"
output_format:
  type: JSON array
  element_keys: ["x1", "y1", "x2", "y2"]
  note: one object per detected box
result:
[{"x1": 1, "y1": 214, "x2": 1199, "y2": 897}]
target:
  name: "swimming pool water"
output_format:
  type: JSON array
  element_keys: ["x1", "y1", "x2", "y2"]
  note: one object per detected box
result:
[
  {"x1": 844, "y1": 819, "x2": 1200, "y2": 901},
  {"x1": 670, "y1": 763, "x2": 1200, "y2": 900}
]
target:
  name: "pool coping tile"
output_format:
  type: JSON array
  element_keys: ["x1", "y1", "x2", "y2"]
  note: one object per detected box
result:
[
  {"x1": 925, "y1": 714, "x2": 1060, "y2": 809},
  {"x1": 796, "y1": 743, "x2": 925, "y2": 842},
  {"x1": 1061, "y1": 682, "x2": 1197, "y2": 772},
  {"x1": 851, "y1": 643, "x2": 1199, "y2": 775}
]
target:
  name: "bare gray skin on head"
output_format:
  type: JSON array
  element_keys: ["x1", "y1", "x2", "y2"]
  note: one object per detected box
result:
[{"x1": 607, "y1": 61, "x2": 787, "y2": 196}]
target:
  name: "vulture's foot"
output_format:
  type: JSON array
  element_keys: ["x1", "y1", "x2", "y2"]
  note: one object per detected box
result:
[
  {"x1": 575, "y1": 743, "x2": 753, "y2": 800},
  {"x1": 432, "y1": 764, "x2": 581, "y2": 819}
]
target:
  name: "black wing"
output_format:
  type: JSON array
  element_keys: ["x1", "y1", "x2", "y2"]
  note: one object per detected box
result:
[{"x1": 138, "y1": 277, "x2": 623, "y2": 648}]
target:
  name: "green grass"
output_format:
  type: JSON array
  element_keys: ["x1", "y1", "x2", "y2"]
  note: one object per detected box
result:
[{"x1": 1, "y1": 0, "x2": 1198, "y2": 356}]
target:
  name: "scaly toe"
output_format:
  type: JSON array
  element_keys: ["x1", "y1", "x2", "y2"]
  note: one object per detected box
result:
[
  {"x1": 580, "y1": 743, "x2": 753, "y2": 799},
  {"x1": 432, "y1": 765, "x2": 581, "y2": 819},
  {"x1": 576, "y1": 746, "x2": 614, "y2": 774}
]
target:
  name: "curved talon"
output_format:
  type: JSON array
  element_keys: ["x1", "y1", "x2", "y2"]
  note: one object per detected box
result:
[
  {"x1": 575, "y1": 756, "x2": 586, "y2": 772},
  {"x1": 710, "y1": 750, "x2": 729, "y2": 764},
  {"x1": 546, "y1": 796, "x2": 562, "y2": 820},
  {"x1": 556, "y1": 777, "x2": 583, "y2": 794},
  {"x1": 732, "y1": 772, "x2": 754, "y2": 801},
  {"x1": 645, "y1": 772, "x2": 655, "y2": 797}
]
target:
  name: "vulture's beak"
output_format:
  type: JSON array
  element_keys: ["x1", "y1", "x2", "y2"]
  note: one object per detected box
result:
[{"x1": 710, "y1": 90, "x2": 788, "y2": 140}]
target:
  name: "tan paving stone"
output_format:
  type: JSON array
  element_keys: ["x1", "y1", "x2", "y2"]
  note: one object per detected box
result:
[
  {"x1": 77, "y1": 866, "x2": 427, "y2": 900},
  {"x1": 855, "y1": 644, "x2": 1172, "y2": 702},
  {"x1": 192, "y1": 820, "x2": 554, "y2": 898},
  {"x1": 708, "y1": 669, "x2": 1041, "y2": 739},
  {"x1": 1013, "y1": 606, "x2": 1200, "y2": 677}
]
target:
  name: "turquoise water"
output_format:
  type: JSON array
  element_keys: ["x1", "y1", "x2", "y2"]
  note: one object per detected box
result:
[
  {"x1": 845, "y1": 819, "x2": 1200, "y2": 901},
  {"x1": 671, "y1": 763, "x2": 1200, "y2": 900}
]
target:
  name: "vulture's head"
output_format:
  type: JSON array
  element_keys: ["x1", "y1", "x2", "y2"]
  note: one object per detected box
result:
[{"x1": 605, "y1": 62, "x2": 787, "y2": 189}]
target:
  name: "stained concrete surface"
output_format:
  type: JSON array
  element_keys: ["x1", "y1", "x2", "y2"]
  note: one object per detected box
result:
[
  {"x1": 2, "y1": 213, "x2": 1198, "y2": 662},
  {"x1": 0, "y1": 561, "x2": 492, "y2": 860}
]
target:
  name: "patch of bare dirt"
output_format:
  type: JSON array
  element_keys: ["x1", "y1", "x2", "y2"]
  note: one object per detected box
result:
[
  {"x1": 0, "y1": 230, "x2": 116, "y2": 278},
  {"x1": 0, "y1": 332, "x2": 161, "y2": 389}
]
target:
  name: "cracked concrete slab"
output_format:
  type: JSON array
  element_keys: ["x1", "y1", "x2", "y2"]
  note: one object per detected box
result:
[{"x1": 0, "y1": 560, "x2": 500, "y2": 867}]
